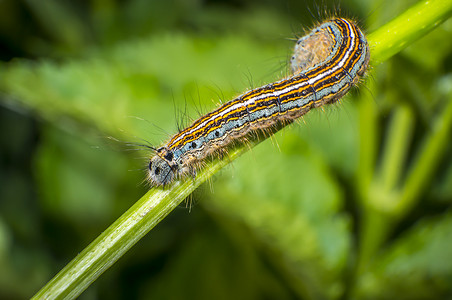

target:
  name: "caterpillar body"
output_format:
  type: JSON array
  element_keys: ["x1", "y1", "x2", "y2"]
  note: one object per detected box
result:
[{"x1": 147, "y1": 18, "x2": 370, "y2": 187}]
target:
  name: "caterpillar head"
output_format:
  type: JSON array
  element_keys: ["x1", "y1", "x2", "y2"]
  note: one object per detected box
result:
[{"x1": 147, "y1": 147, "x2": 177, "y2": 186}]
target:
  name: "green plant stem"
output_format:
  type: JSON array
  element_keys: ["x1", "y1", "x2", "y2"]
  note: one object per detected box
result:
[
  {"x1": 357, "y1": 105, "x2": 415, "y2": 273},
  {"x1": 368, "y1": 0, "x2": 452, "y2": 65},
  {"x1": 397, "y1": 96, "x2": 452, "y2": 215},
  {"x1": 32, "y1": 147, "x2": 247, "y2": 300},
  {"x1": 356, "y1": 0, "x2": 452, "y2": 274},
  {"x1": 355, "y1": 95, "x2": 452, "y2": 271},
  {"x1": 378, "y1": 105, "x2": 414, "y2": 195},
  {"x1": 357, "y1": 79, "x2": 378, "y2": 203},
  {"x1": 357, "y1": 96, "x2": 452, "y2": 275},
  {"x1": 33, "y1": 0, "x2": 452, "y2": 299}
]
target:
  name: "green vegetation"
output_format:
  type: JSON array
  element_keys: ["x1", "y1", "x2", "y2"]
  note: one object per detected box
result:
[{"x1": 0, "y1": 0, "x2": 451, "y2": 299}]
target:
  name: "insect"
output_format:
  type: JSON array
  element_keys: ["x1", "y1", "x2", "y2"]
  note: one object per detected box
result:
[{"x1": 147, "y1": 18, "x2": 370, "y2": 187}]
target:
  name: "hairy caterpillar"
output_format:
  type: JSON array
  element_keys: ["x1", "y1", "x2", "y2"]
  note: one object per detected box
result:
[{"x1": 147, "y1": 18, "x2": 370, "y2": 187}]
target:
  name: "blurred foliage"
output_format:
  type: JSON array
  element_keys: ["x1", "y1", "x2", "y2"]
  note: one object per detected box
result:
[{"x1": 0, "y1": 0, "x2": 451, "y2": 299}]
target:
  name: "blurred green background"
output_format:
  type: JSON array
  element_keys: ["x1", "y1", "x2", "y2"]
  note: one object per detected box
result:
[{"x1": 0, "y1": 0, "x2": 452, "y2": 299}]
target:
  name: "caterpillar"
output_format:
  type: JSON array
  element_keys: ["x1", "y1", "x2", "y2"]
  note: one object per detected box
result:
[{"x1": 147, "y1": 18, "x2": 370, "y2": 187}]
